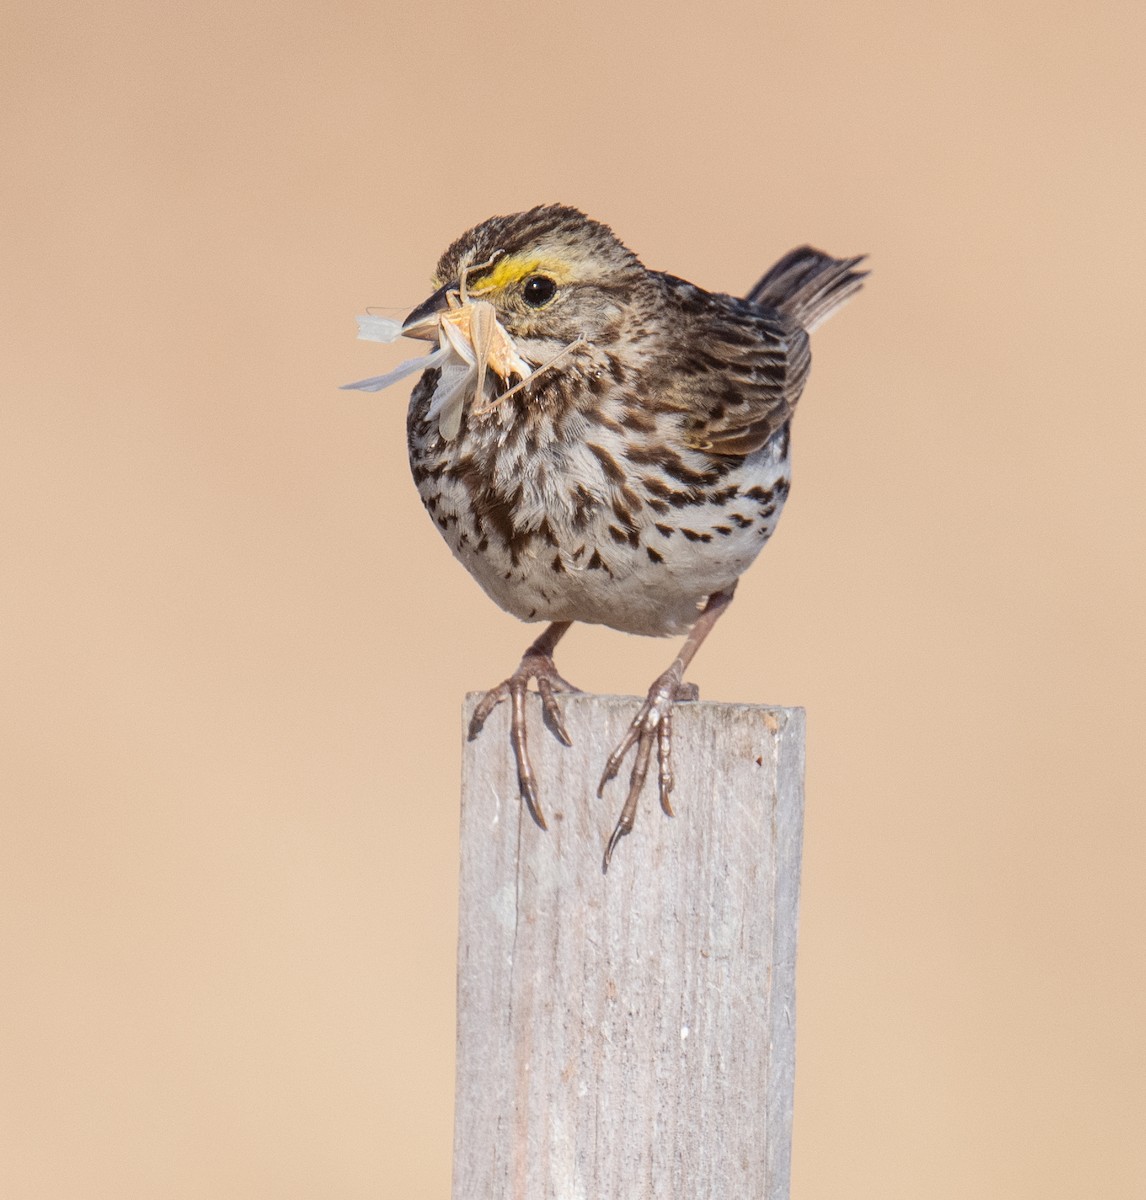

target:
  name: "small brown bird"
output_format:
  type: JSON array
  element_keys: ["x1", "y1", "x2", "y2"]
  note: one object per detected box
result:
[{"x1": 345, "y1": 205, "x2": 864, "y2": 868}]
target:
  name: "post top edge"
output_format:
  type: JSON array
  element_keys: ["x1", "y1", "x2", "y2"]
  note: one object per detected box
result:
[{"x1": 462, "y1": 691, "x2": 804, "y2": 718}]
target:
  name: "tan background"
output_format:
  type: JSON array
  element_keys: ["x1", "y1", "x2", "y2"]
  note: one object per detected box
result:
[{"x1": 3, "y1": 0, "x2": 1143, "y2": 1195}]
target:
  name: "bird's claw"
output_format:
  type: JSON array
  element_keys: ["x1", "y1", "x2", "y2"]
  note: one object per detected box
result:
[
  {"x1": 537, "y1": 675, "x2": 574, "y2": 746},
  {"x1": 599, "y1": 673, "x2": 697, "y2": 871},
  {"x1": 468, "y1": 643, "x2": 580, "y2": 830}
]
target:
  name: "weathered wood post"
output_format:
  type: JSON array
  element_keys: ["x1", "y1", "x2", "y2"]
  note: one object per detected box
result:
[{"x1": 453, "y1": 692, "x2": 805, "y2": 1200}]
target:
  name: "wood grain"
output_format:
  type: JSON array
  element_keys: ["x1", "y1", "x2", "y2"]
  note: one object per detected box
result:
[{"x1": 453, "y1": 693, "x2": 805, "y2": 1200}]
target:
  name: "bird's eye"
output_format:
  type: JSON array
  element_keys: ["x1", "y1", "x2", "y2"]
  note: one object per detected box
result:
[{"x1": 522, "y1": 275, "x2": 557, "y2": 307}]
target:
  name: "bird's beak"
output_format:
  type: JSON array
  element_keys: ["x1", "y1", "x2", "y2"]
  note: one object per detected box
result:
[{"x1": 401, "y1": 283, "x2": 454, "y2": 340}]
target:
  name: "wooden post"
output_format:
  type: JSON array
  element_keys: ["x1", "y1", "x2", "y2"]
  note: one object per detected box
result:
[{"x1": 453, "y1": 693, "x2": 805, "y2": 1200}]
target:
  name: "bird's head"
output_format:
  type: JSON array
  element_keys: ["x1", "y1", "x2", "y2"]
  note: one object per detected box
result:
[{"x1": 402, "y1": 204, "x2": 651, "y2": 352}]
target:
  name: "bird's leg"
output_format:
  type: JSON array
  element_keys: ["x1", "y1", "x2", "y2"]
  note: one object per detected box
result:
[
  {"x1": 598, "y1": 587, "x2": 737, "y2": 871},
  {"x1": 467, "y1": 621, "x2": 580, "y2": 830}
]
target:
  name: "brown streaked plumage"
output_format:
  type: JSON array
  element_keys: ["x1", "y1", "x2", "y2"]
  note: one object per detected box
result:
[{"x1": 395, "y1": 204, "x2": 865, "y2": 869}]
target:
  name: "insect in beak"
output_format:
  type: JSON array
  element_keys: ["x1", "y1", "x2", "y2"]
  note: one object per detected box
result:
[{"x1": 344, "y1": 249, "x2": 591, "y2": 442}]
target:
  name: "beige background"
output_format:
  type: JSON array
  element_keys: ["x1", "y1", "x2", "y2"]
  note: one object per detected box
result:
[{"x1": 3, "y1": 0, "x2": 1143, "y2": 1196}]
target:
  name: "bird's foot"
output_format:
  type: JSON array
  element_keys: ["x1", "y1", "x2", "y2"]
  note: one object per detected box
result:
[
  {"x1": 597, "y1": 672, "x2": 700, "y2": 871},
  {"x1": 468, "y1": 639, "x2": 581, "y2": 830}
]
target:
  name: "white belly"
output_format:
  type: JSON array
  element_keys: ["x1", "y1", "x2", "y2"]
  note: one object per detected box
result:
[{"x1": 416, "y1": 432, "x2": 792, "y2": 638}]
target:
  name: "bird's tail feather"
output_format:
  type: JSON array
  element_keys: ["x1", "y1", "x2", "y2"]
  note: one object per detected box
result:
[{"x1": 746, "y1": 247, "x2": 867, "y2": 331}]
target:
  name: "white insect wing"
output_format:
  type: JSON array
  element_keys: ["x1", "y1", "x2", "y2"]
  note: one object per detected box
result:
[
  {"x1": 340, "y1": 346, "x2": 449, "y2": 393},
  {"x1": 428, "y1": 363, "x2": 476, "y2": 442},
  {"x1": 353, "y1": 313, "x2": 404, "y2": 343}
]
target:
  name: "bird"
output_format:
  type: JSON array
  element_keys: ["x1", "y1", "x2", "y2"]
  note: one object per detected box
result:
[{"x1": 345, "y1": 204, "x2": 865, "y2": 869}]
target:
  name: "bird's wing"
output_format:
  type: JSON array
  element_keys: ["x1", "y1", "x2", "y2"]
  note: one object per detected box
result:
[{"x1": 660, "y1": 278, "x2": 811, "y2": 458}]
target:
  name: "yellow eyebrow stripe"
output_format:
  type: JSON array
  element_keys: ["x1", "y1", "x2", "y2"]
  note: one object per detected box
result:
[{"x1": 472, "y1": 255, "x2": 571, "y2": 293}]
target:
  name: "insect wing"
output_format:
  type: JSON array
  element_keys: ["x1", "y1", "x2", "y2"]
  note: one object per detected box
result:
[
  {"x1": 439, "y1": 311, "x2": 478, "y2": 366},
  {"x1": 341, "y1": 346, "x2": 449, "y2": 392},
  {"x1": 431, "y1": 362, "x2": 476, "y2": 441},
  {"x1": 354, "y1": 313, "x2": 404, "y2": 343},
  {"x1": 466, "y1": 300, "x2": 500, "y2": 402}
]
